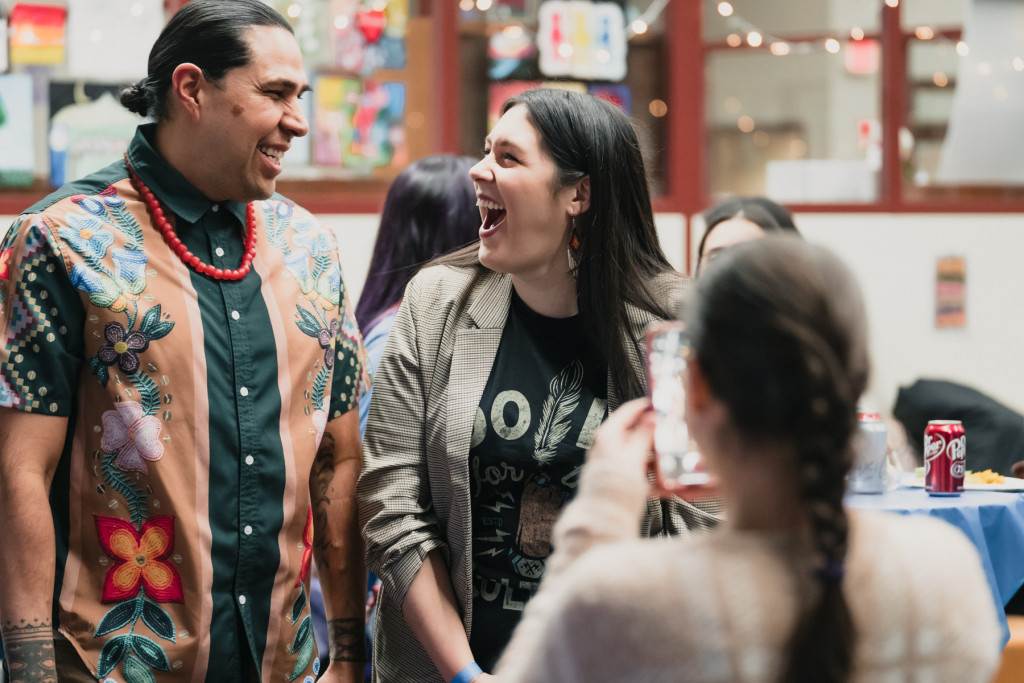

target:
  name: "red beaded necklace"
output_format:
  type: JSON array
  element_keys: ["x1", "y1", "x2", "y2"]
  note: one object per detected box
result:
[{"x1": 126, "y1": 163, "x2": 256, "y2": 281}]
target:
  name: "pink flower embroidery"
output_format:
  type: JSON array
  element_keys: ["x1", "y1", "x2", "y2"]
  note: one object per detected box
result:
[
  {"x1": 101, "y1": 401, "x2": 164, "y2": 473},
  {"x1": 0, "y1": 248, "x2": 12, "y2": 281}
]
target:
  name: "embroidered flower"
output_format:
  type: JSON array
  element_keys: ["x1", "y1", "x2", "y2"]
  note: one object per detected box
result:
[
  {"x1": 0, "y1": 248, "x2": 12, "y2": 281},
  {"x1": 98, "y1": 185, "x2": 125, "y2": 208},
  {"x1": 293, "y1": 219, "x2": 332, "y2": 257},
  {"x1": 59, "y1": 214, "x2": 115, "y2": 259},
  {"x1": 317, "y1": 319, "x2": 339, "y2": 369},
  {"x1": 315, "y1": 263, "x2": 341, "y2": 310},
  {"x1": 101, "y1": 400, "x2": 163, "y2": 473},
  {"x1": 284, "y1": 250, "x2": 315, "y2": 296},
  {"x1": 71, "y1": 194, "x2": 106, "y2": 216},
  {"x1": 312, "y1": 408, "x2": 328, "y2": 446},
  {"x1": 276, "y1": 201, "x2": 294, "y2": 219},
  {"x1": 95, "y1": 514, "x2": 184, "y2": 603},
  {"x1": 296, "y1": 506, "x2": 314, "y2": 586},
  {"x1": 97, "y1": 322, "x2": 150, "y2": 374},
  {"x1": 69, "y1": 265, "x2": 128, "y2": 312},
  {"x1": 112, "y1": 248, "x2": 148, "y2": 296}
]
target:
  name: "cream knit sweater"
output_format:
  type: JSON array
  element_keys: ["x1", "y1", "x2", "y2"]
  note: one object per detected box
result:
[{"x1": 496, "y1": 459, "x2": 1001, "y2": 682}]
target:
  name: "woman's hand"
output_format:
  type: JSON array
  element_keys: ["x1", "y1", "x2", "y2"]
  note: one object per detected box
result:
[{"x1": 587, "y1": 398, "x2": 656, "y2": 477}]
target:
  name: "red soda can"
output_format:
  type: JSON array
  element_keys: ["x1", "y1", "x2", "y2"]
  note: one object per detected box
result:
[{"x1": 923, "y1": 420, "x2": 966, "y2": 496}]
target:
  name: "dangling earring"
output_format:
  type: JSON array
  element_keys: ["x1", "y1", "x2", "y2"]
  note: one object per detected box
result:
[{"x1": 567, "y1": 215, "x2": 581, "y2": 278}]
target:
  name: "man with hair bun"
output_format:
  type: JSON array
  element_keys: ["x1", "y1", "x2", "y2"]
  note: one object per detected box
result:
[{"x1": 0, "y1": 1, "x2": 369, "y2": 681}]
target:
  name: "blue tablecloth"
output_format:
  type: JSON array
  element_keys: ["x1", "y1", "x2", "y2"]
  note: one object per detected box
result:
[{"x1": 846, "y1": 487, "x2": 1024, "y2": 647}]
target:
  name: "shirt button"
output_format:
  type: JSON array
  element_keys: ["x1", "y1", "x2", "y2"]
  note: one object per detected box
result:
[
  {"x1": 238, "y1": 594, "x2": 246, "y2": 605},
  {"x1": 215, "y1": 247, "x2": 225, "y2": 257},
  {"x1": 240, "y1": 387, "x2": 249, "y2": 397},
  {"x1": 212, "y1": 204, "x2": 220, "y2": 213},
  {"x1": 245, "y1": 455, "x2": 254, "y2": 465},
  {"x1": 231, "y1": 310, "x2": 240, "y2": 320},
  {"x1": 244, "y1": 525, "x2": 253, "y2": 536}
]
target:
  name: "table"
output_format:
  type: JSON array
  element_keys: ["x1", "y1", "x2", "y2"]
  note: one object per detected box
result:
[{"x1": 846, "y1": 487, "x2": 1024, "y2": 647}]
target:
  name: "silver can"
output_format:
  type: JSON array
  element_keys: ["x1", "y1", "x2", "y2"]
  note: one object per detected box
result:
[{"x1": 848, "y1": 413, "x2": 888, "y2": 494}]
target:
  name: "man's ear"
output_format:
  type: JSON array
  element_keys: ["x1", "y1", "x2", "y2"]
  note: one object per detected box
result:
[
  {"x1": 570, "y1": 175, "x2": 590, "y2": 216},
  {"x1": 169, "y1": 63, "x2": 206, "y2": 120}
]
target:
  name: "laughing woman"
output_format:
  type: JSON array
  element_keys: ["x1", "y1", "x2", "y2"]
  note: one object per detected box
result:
[{"x1": 356, "y1": 88, "x2": 721, "y2": 683}]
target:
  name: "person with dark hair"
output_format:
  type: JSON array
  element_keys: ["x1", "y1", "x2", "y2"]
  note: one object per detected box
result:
[
  {"x1": 355, "y1": 154, "x2": 480, "y2": 436},
  {"x1": 696, "y1": 196, "x2": 799, "y2": 273},
  {"x1": 357, "y1": 88, "x2": 721, "y2": 683},
  {"x1": 495, "y1": 236, "x2": 1000, "y2": 683},
  {"x1": 0, "y1": 2, "x2": 369, "y2": 681}
]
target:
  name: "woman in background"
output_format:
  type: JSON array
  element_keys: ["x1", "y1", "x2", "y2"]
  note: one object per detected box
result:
[
  {"x1": 696, "y1": 196, "x2": 799, "y2": 273},
  {"x1": 358, "y1": 88, "x2": 720, "y2": 683},
  {"x1": 496, "y1": 236, "x2": 1000, "y2": 683},
  {"x1": 355, "y1": 154, "x2": 480, "y2": 434}
]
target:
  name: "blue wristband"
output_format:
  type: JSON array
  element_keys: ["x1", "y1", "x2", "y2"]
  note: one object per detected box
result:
[{"x1": 450, "y1": 661, "x2": 484, "y2": 683}]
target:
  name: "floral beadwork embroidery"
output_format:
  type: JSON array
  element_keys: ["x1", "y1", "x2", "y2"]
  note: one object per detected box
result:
[{"x1": 55, "y1": 185, "x2": 179, "y2": 682}]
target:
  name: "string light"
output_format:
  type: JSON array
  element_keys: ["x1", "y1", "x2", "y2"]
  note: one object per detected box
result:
[
  {"x1": 770, "y1": 42, "x2": 790, "y2": 56},
  {"x1": 726, "y1": 33, "x2": 742, "y2": 47},
  {"x1": 956, "y1": 41, "x2": 970, "y2": 57},
  {"x1": 459, "y1": 0, "x2": 474, "y2": 11},
  {"x1": 746, "y1": 31, "x2": 762, "y2": 47},
  {"x1": 1014, "y1": 57, "x2": 1024, "y2": 72},
  {"x1": 737, "y1": 115, "x2": 755, "y2": 133},
  {"x1": 717, "y1": 2, "x2": 733, "y2": 17},
  {"x1": 476, "y1": 0, "x2": 493, "y2": 11},
  {"x1": 933, "y1": 72, "x2": 948, "y2": 87},
  {"x1": 287, "y1": 3, "x2": 301, "y2": 18},
  {"x1": 915, "y1": 26, "x2": 934, "y2": 40},
  {"x1": 825, "y1": 38, "x2": 841, "y2": 54},
  {"x1": 884, "y1": 0, "x2": 898, "y2": 7},
  {"x1": 850, "y1": 27, "x2": 865, "y2": 41},
  {"x1": 631, "y1": 19, "x2": 649, "y2": 35}
]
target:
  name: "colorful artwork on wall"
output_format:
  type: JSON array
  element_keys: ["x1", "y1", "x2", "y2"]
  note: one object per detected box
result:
[
  {"x1": 10, "y1": 3, "x2": 67, "y2": 65},
  {"x1": 313, "y1": 76, "x2": 406, "y2": 170},
  {"x1": 0, "y1": 75, "x2": 35, "y2": 187}
]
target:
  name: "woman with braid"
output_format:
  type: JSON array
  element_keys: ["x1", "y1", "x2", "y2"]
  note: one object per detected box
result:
[{"x1": 495, "y1": 236, "x2": 1000, "y2": 683}]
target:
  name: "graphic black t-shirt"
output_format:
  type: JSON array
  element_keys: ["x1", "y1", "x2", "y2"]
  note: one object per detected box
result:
[{"x1": 468, "y1": 289, "x2": 608, "y2": 672}]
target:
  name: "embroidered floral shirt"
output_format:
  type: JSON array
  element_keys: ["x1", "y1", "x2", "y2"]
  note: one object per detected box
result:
[{"x1": 0, "y1": 125, "x2": 369, "y2": 683}]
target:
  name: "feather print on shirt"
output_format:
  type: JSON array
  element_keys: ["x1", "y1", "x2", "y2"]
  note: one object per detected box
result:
[{"x1": 533, "y1": 360, "x2": 583, "y2": 464}]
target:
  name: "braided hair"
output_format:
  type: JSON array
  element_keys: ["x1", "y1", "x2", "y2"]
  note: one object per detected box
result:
[{"x1": 683, "y1": 235, "x2": 869, "y2": 683}]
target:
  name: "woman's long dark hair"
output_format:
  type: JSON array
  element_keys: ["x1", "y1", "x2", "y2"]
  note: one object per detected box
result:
[
  {"x1": 685, "y1": 236, "x2": 869, "y2": 683},
  {"x1": 435, "y1": 88, "x2": 676, "y2": 400},
  {"x1": 120, "y1": 0, "x2": 292, "y2": 120},
  {"x1": 355, "y1": 155, "x2": 480, "y2": 334}
]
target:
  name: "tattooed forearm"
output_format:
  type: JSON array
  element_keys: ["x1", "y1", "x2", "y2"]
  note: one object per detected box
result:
[
  {"x1": 311, "y1": 432, "x2": 337, "y2": 508},
  {"x1": 2, "y1": 619, "x2": 57, "y2": 683},
  {"x1": 327, "y1": 617, "x2": 366, "y2": 663}
]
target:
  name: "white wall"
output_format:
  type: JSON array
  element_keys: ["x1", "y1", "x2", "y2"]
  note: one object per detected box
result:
[
  {"x1": 6, "y1": 211, "x2": 1023, "y2": 416},
  {"x1": 690, "y1": 212, "x2": 1024, "y2": 415}
]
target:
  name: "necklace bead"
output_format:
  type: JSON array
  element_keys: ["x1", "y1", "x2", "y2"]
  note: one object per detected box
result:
[{"x1": 127, "y1": 163, "x2": 256, "y2": 281}]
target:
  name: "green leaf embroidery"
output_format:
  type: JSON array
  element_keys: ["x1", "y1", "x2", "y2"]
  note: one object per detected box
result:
[
  {"x1": 290, "y1": 615, "x2": 311, "y2": 654},
  {"x1": 295, "y1": 305, "x2": 321, "y2": 337},
  {"x1": 95, "y1": 601, "x2": 136, "y2": 636},
  {"x1": 97, "y1": 634, "x2": 131, "y2": 677},
  {"x1": 132, "y1": 634, "x2": 171, "y2": 672},
  {"x1": 139, "y1": 305, "x2": 161, "y2": 334},
  {"x1": 123, "y1": 653, "x2": 157, "y2": 683},
  {"x1": 289, "y1": 632, "x2": 315, "y2": 681},
  {"x1": 141, "y1": 600, "x2": 176, "y2": 642},
  {"x1": 291, "y1": 587, "x2": 306, "y2": 625},
  {"x1": 146, "y1": 320, "x2": 174, "y2": 340}
]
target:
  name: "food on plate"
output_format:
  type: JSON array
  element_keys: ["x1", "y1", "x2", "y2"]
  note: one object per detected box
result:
[{"x1": 966, "y1": 469, "x2": 1005, "y2": 485}]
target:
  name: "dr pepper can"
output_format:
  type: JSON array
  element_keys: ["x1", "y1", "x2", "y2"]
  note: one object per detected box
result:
[{"x1": 923, "y1": 420, "x2": 966, "y2": 496}]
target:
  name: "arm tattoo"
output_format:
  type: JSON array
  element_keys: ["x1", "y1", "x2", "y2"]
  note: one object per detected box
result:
[
  {"x1": 327, "y1": 617, "x2": 367, "y2": 663},
  {"x1": 2, "y1": 619, "x2": 57, "y2": 683},
  {"x1": 310, "y1": 432, "x2": 337, "y2": 569}
]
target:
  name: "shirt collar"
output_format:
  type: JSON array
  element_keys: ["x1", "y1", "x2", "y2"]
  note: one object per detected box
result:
[{"x1": 125, "y1": 124, "x2": 248, "y2": 224}]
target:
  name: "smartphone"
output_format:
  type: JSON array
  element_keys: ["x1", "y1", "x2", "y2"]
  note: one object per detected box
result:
[{"x1": 645, "y1": 321, "x2": 714, "y2": 496}]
